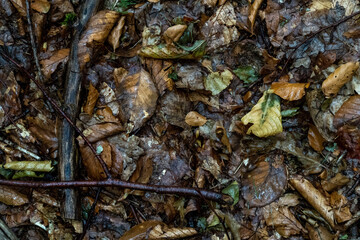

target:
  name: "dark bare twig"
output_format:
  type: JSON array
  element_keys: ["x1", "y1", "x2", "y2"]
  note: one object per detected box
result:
[
  {"x1": 280, "y1": 11, "x2": 360, "y2": 78},
  {"x1": 0, "y1": 178, "x2": 232, "y2": 204}
]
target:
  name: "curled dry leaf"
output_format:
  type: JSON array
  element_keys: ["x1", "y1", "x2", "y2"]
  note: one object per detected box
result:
[
  {"x1": 248, "y1": 0, "x2": 264, "y2": 34},
  {"x1": 290, "y1": 175, "x2": 335, "y2": 228},
  {"x1": 185, "y1": 111, "x2": 207, "y2": 126},
  {"x1": 321, "y1": 173, "x2": 350, "y2": 192},
  {"x1": 107, "y1": 16, "x2": 126, "y2": 51},
  {"x1": 83, "y1": 83, "x2": 99, "y2": 115},
  {"x1": 308, "y1": 124, "x2": 325, "y2": 152},
  {"x1": 322, "y1": 62, "x2": 359, "y2": 97},
  {"x1": 241, "y1": 90, "x2": 283, "y2": 137},
  {"x1": 40, "y1": 48, "x2": 70, "y2": 80},
  {"x1": 271, "y1": 82, "x2": 310, "y2": 101},
  {"x1": 78, "y1": 10, "x2": 120, "y2": 69},
  {"x1": 241, "y1": 158, "x2": 287, "y2": 207},
  {"x1": 4, "y1": 160, "x2": 53, "y2": 172},
  {"x1": 117, "y1": 69, "x2": 159, "y2": 132},
  {"x1": 163, "y1": 24, "x2": 187, "y2": 45},
  {"x1": 0, "y1": 186, "x2": 28, "y2": 206},
  {"x1": 333, "y1": 95, "x2": 360, "y2": 128}
]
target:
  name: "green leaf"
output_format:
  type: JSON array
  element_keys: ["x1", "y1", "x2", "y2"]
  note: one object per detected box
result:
[
  {"x1": 241, "y1": 90, "x2": 283, "y2": 137},
  {"x1": 197, "y1": 217, "x2": 207, "y2": 232},
  {"x1": 177, "y1": 23, "x2": 194, "y2": 45},
  {"x1": 204, "y1": 69, "x2": 233, "y2": 95},
  {"x1": 281, "y1": 107, "x2": 300, "y2": 117},
  {"x1": 0, "y1": 167, "x2": 13, "y2": 179},
  {"x1": 233, "y1": 66, "x2": 258, "y2": 84},
  {"x1": 168, "y1": 71, "x2": 178, "y2": 81},
  {"x1": 222, "y1": 181, "x2": 239, "y2": 206},
  {"x1": 139, "y1": 41, "x2": 206, "y2": 60},
  {"x1": 4, "y1": 161, "x2": 53, "y2": 172},
  {"x1": 12, "y1": 171, "x2": 44, "y2": 179},
  {"x1": 61, "y1": 12, "x2": 77, "y2": 26},
  {"x1": 207, "y1": 214, "x2": 220, "y2": 228}
]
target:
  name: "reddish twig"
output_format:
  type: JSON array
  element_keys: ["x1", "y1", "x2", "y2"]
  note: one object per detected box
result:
[
  {"x1": 280, "y1": 10, "x2": 360, "y2": 77},
  {"x1": 0, "y1": 179, "x2": 233, "y2": 204}
]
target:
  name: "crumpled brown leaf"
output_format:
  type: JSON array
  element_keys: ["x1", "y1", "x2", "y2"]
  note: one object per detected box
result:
[
  {"x1": 117, "y1": 69, "x2": 159, "y2": 132},
  {"x1": 144, "y1": 58, "x2": 174, "y2": 95},
  {"x1": 9, "y1": 0, "x2": 50, "y2": 16},
  {"x1": 0, "y1": 186, "x2": 28, "y2": 206},
  {"x1": 248, "y1": 0, "x2": 264, "y2": 34},
  {"x1": 333, "y1": 95, "x2": 360, "y2": 128},
  {"x1": 40, "y1": 48, "x2": 70, "y2": 80},
  {"x1": 322, "y1": 62, "x2": 359, "y2": 97},
  {"x1": 321, "y1": 173, "x2": 350, "y2": 192},
  {"x1": 330, "y1": 191, "x2": 352, "y2": 223},
  {"x1": 83, "y1": 83, "x2": 99, "y2": 115},
  {"x1": 107, "y1": 16, "x2": 126, "y2": 51}
]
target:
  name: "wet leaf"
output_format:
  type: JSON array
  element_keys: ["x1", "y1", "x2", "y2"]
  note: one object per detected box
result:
[
  {"x1": 322, "y1": 173, "x2": 350, "y2": 192},
  {"x1": 330, "y1": 191, "x2": 352, "y2": 223},
  {"x1": 31, "y1": 0, "x2": 50, "y2": 13},
  {"x1": 139, "y1": 40, "x2": 206, "y2": 59},
  {"x1": 204, "y1": 69, "x2": 233, "y2": 95},
  {"x1": 241, "y1": 158, "x2": 287, "y2": 207},
  {"x1": 185, "y1": 111, "x2": 207, "y2": 127},
  {"x1": 233, "y1": 66, "x2": 258, "y2": 84},
  {"x1": 248, "y1": 0, "x2": 264, "y2": 34},
  {"x1": 333, "y1": 95, "x2": 360, "y2": 128},
  {"x1": 322, "y1": 62, "x2": 359, "y2": 97},
  {"x1": 163, "y1": 24, "x2": 187, "y2": 45},
  {"x1": 83, "y1": 83, "x2": 99, "y2": 115},
  {"x1": 117, "y1": 69, "x2": 159, "y2": 132},
  {"x1": 336, "y1": 125, "x2": 360, "y2": 159},
  {"x1": 40, "y1": 48, "x2": 70, "y2": 80},
  {"x1": 107, "y1": 16, "x2": 126, "y2": 51},
  {"x1": 78, "y1": 122, "x2": 124, "y2": 144},
  {"x1": 0, "y1": 186, "x2": 28, "y2": 206},
  {"x1": 308, "y1": 124, "x2": 325, "y2": 152},
  {"x1": 144, "y1": 59, "x2": 174, "y2": 95},
  {"x1": 241, "y1": 90, "x2": 283, "y2": 137},
  {"x1": 221, "y1": 181, "x2": 239, "y2": 206},
  {"x1": 271, "y1": 82, "x2": 310, "y2": 101},
  {"x1": 4, "y1": 160, "x2": 53, "y2": 172}
]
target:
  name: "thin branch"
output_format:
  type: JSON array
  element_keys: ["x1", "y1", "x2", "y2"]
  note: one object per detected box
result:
[{"x1": 0, "y1": 179, "x2": 233, "y2": 204}]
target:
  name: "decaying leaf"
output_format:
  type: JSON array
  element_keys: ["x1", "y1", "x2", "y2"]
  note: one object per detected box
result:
[
  {"x1": 322, "y1": 62, "x2": 359, "y2": 97},
  {"x1": 83, "y1": 83, "x2": 99, "y2": 115},
  {"x1": 117, "y1": 69, "x2": 159, "y2": 132},
  {"x1": 107, "y1": 16, "x2": 126, "y2": 51},
  {"x1": 119, "y1": 220, "x2": 197, "y2": 240},
  {"x1": 306, "y1": 224, "x2": 334, "y2": 240},
  {"x1": 333, "y1": 95, "x2": 360, "y2": 128},
  {"x1": 144, "y1": 58, "x2": 174, "y2": 95},
  {"x1": 78, "y1": 122, "x2": 123, "y2": 144},
  {"x1": 40, "y1": 48, "x2": 70, "y2": 80},
  {"x1": 241, "y1": 158, "x2": 287, "y2": 207},
  {"x1": 163, "y1": 24, "x2": 187, "y2": 45},
  {"x1": 308, "y1": 124, "x2": 325, "y2": 152},
  {"x1": 336, "y1": 125, "x2": 360, "y2": 159},
  {"x1": 204, "y1": 69, "x2": 233, "y2": 95},
  {"x1": 322, "y1": 173, "x2": 350, "y2": 192},
  {"x1": 290, "y1": 175, "x2": 335, "y2": 228},
  {"x1": 185, "y1": 111, "x2": 207, "y2": 127},
  {"x1": 263, "y1": 195, "x2": 307, "y2": 238},
  {"x1": 241, "y1": 90, "x2": 283, "y2": 137},
  {"x1": 139, "y1": 40, "x2": 206, "y2": 59},
  {"x1": 271, "y1": 82, "x2": 310, "y2": 101},
  {"x1": 0, "y1": 185, "x2": 28, "y2": 206},
  {"x1": 330, "y1": 191, "x2": 352, "y2": 223},
  {"x1": 31, "y1": 0, "x2": 50, "y2": 13},
  {"x1": 248, "y1": 0, "x2": 264, "y2": 34},
  {"x1": 4, "y1": 160, "x2": 53, "y2": 172}
]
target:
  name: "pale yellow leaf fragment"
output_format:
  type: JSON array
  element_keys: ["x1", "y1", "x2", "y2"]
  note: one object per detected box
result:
[{"x1": 241, "y1": 90, "x2": 282, "y2": 137}]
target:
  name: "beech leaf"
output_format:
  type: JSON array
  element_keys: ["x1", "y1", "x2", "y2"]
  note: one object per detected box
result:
[
  {"x1": 241, "y1": 90, "x2": 283, "y2": 137},
  {"x1": 40, "y1": 48, "x2": 70, "y2": 80},
  {"x1": 163, "y1": 24, "x2": 187, "y2": 45},
  {"x1": 107, "y1": 16, "x2": 126, "y2": 51},
  {"x1": 333, "y1": 95, "x2": 360, "y2": 128},
  {"x1": 83, "y1": 83, "x2": 99, "y2": 115},
  {"x1": 271, "y1": 82, "x2": 310, "y2": 101},
  {"x1": 204, "y1": 69, "x2": 233, "y2": 95},
  {"x1": 308, "y1": 124, "x2": 326, "y2": 152},
  {"x1": 0, "y1": 186, "x2": 28, "y2": 206},
  {"x1": 185, "y1": 111, "x2": 207, "y2": 127},
  {"x1": 322, "y1": 62, "x2": 359, "y2": 97}
]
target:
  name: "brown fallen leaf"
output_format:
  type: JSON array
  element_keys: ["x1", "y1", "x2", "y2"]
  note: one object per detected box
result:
[
  {"x1": 271, "y1": 82, "x2": 310, "y2": 101},
  {"x1": 40, "y1": 48, "x2": 70, "y2": 80},
  {"x1": 144, "y1": 58, "x2": 174, "y2": 95},
  {"x1": 336, "y1": 125, "x2": 360, "y2": 159},
  {"x1": 78, "y1": 10, "x2": 120, "y2": 69},
  {"x1": 117, "y1": 69, "x2": 159, "y2": 132},
  {"x1": 31, "y1": 0, "x2": 50, "y2": 13},
  {"x1": 248, "y1": 0, "x2": 264, "y2": 34},
  {"x1": 125, "y1": 155, "x2": 153, "y2": 196},
  {"x1": 330, "y1": 191, "x2": 352, "y2": 223},
  {"x1": 322, "y1": 173, "x2": 350, "y2": 192},
  {"x1": 333, "y1": 95, "x2": 360, "y2": 128},
  {"x1": 185, "y1": 111, "x2": 207, "y2": 126},
  {"x1": 306, "y1": 223, "x2": 335, "y2": 240},
  {"x1": 163, "y1": 24, "x2": 187, "y2": 45},
  {"x1": 0, "y1": 186, "x2": 29, "y2": 206},
  {"x1": 241, "y1": 157, "x2": 287, "y2": 207},
  {"x1": 107, "y1": 16, "x2": 126, "y2": 51},
  {"x1": 308, "y1": 124, "x2": 325, "y2": 152},
  {"x1": 290, "y1": 175, "x2": 335, "y2": 228},
  {"x1": 83, "y1": 83, "x2": 99, "y2": 115},
  {"x1": 321, "y1": 62, "x2": 359, "y2": 97}
]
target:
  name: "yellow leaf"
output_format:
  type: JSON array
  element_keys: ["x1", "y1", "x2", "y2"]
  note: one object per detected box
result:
[
  {"x1": 271, "y1": 82, "x2": 310, "y2": 101},
  {"x1": 321, "y1": 62, "x2": 359, "y2": 97},
  {"x1": 241, "y1": 90, "x2": 282, "y2": 137}
]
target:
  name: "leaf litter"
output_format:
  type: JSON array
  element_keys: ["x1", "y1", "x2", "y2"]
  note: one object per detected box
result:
[{"x1": 0, "y1": 0, "x2": 360, "y2": 239}]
